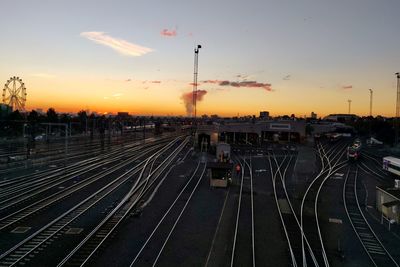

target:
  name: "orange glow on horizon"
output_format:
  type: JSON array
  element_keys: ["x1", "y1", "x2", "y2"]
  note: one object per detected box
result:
[{"x1": 6, "y1": 75, "x2": 397, "y2": 118}]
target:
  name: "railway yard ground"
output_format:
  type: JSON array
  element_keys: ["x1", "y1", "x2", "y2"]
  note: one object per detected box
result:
[{"x1": 0, "y1": 133, "x2": 399, "y2": 267}]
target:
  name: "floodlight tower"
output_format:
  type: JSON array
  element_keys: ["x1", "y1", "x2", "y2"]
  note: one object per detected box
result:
[
  {"x1": 193, "y1": 45, "x2": 201, "y2": 119},
  {"x1": 395, "y1": 72, "x2": 400, "y2": 146},
  {"x1": 369, "y1": 89, "x2": 373, "y2": 138}
]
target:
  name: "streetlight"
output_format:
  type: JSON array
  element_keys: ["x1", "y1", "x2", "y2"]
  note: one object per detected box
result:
[{"x1": 348, "y1": 99, "x2": 352, "y2": 114}]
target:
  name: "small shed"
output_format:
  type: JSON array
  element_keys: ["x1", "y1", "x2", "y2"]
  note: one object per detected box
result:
[
  {"x1": 208, "y1": 161, "x2": 233, "y2": 188},
  {"x1": 376, "y1": 185, "x2": 400, "y2": 224},
  {"x1": 216, "y1": 142, "x2": 231, "y2": 162}
]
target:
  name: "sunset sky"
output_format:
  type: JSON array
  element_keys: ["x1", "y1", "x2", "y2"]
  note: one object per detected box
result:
[{"x1": 1, "y1": 0, "x2": 399, "y2": 117}]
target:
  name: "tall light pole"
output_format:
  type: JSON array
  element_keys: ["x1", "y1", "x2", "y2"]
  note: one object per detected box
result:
[
  {"x1": 348, "y1": 99, "x2": 352, "y2": 114},
  {"x1": 193, "y1": 45, "x2": 201, "y2": 119},
  {"x1": 369, "y1": 89, "x2": 373, "y2": 116},
  {"x1": 369, "y1": 89, "x2": 373, "y2": 138},
  {"x1": 395, "y1": 72, "x2": 400, "y2": 146}
]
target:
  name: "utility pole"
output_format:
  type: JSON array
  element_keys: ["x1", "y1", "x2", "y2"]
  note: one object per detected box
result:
[
  {"x1": 395, "y1": 72, "x2": 400, "y2": 146},
  {"x1": 348, "y1": 99, "x2": 352, "y2": 114}
]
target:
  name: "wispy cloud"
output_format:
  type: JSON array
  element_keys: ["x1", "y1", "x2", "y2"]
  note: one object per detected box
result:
[
  {"x1": 30, "y1": 73, "x2": 56, "y2": 78},
  {"x1": 104, "y1": 93, "x2": 123, "y2": 100},
  {"x1": 141, "y1": 80, "x2": 161, "y2": 83},
  {"x1": 283, "y1": 75, "x2": 291, "y2": 81},
  {"x1": 235, "y1": 74, "x2": 252, "y2": 80},
  {"x1": 80, "y1": 31, "x2": 153, "y2": 57},
  {"x1": 202, "y1": 79, "x2": 272, "y2": 91},
  {"x1": 342, "y1": 85, "x2": 352, "y2": 90},
  {"x1": 160, "y1": 29, "x2": 177, "y2": 37}
]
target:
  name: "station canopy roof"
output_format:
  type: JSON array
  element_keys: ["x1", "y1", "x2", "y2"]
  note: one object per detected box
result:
[
  {"x1": 382, "y1": 200, "x2": 400, "y2": 208},
  {"x1": 207, "y1": 162, "x2": 233, "y2": 169},
  {"x1": 377, "y1": 186, "x2": 400, "y2": 200}
]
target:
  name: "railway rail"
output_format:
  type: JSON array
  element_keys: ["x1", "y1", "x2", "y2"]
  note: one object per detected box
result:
[
  {"x1": 343, "y1": 167, "x2": 399, "y2": 267},
  {"x1": 0, "y1": 137, "x2": 188, "y2": 266},
  {"x1": 229, "y1": 156, "x2": 255, "y2": 267}
]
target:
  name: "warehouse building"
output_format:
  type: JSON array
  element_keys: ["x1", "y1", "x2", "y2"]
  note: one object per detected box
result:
[{"x1": 195, "y1": 120, "x2": 306, "y2": 148}]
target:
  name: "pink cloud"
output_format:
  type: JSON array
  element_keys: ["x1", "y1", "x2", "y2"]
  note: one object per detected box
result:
[
  {"x1": 160, "y1": 29, "x2": 177, "y2": 37},
  {"x1": 342, "y1": 85, "x2": 352, "y2": 90},
  {"x1": 202, "y1": 80, "x2": 220, "y2": 84},
  {"x1": 181, "y1": 90, "x2": 208, "y2": 115},
  {"x1": 203, "y1": 79, "x2": 272, "y2": 91},
  {"x1": 189, "y1": 82, "x2": 200, "y2": 86},
  {"x1": 151, "y1": 80, "x2": 161, "y2": 83}
]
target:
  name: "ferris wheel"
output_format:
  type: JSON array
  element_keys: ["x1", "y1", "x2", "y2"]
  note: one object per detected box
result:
[{"x1": 2, "y1": 76, "x2": 27, "y2": 111}]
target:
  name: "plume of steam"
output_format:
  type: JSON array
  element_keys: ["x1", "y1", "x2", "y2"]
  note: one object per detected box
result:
[{"x1": 181, "y1": 90, "x2": 207, "y2": 115}]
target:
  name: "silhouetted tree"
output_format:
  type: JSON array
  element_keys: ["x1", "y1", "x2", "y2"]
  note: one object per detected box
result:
[
  {"x1": 78, "y1": 110, "x2": 88, "y2": 133},
  {"x1": 89, "y1": 113, "x2": 96, "y2": 139},
  {"x1": 27, "y1": 110, "x2": 38, "y2": 124},
  {"x1": 7, "y1": 110, "x2": 24, "y2": 136},
  {"x1": 27, "y1": 110, "x2": 39, "y2": 144},
  {"x1": 59, "y1": 114, "x2": 70, "y2": 124},
  {"x1": 46, "y1": 108, "x2": 58, "y2": 122},
  {"x1": 351, "y1": 117, "x2": 395, "y2": 145}
]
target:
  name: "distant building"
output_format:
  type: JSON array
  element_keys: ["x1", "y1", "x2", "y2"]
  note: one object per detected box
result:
[
  {"x1": 211, "y1": 114, "x2": 219, "y2": 119},
  {"x1": 259, "y1": 111, "x2": 270, "y2": 120},
  {"x1": 310, "y1": 112, "x2": 317, "y2": 120},
  {"x1": 35, "y1": 108, "x2": 45, "y2": 115},
  {"x1": 196, "y1": 120, "x2": 306, "y2": 145},
  {"x1": 117, "y1": 112, "x2": 129, "y2": 117},
  {"x1": 0, "y1": 103, "x2": 12, "y2": 118},
  {"x1": 324, "y1": 114, "x2": 358, "y2": 122}
]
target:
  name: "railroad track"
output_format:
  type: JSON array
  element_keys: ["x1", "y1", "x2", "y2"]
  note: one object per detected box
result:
[
  {"x1": 57, "y1": 137, "x2": 190, "y2": 266},
  {"x1": 268, "y1": 148, "x2": 326, "y2": 267},
  {"x1": 129, "y1": 160, "x2": 206, "y2": 267},
  {"x1": 0, "y1": 134, "x2": 176, "y2": 187},
  {"x1": 0, "y1": 141, "x2": 173, "y2": 233},
  {"x1": 230, "y1": 155, "x2": 255, "y2": 267},
  {"x1": 268, "y1": 150, "x2": 299, "y2": 267},
  {"x1": 358, "y1": 152, "x2": 390, "y2": 182},
  {"x1": 0, "y1": 137, "x2": 188, "y2": 266},
  {"x1": 0, "y1": 132, "x2": 162, "y2": 174},
  {"x1": 0, "y1": 138, "x2": 178, "y2": 216},
  {"x1": 299, "y1": 140, "x2": 349, "y2": 267},
  {"x1": 343, "y1": 167, "x2": 399, "y2": 267}
]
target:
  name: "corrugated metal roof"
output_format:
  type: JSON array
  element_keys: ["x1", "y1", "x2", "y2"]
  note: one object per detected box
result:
[{"x1": 383, "y1": 156, "x2": 400, "y2": 166}]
